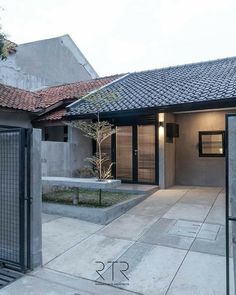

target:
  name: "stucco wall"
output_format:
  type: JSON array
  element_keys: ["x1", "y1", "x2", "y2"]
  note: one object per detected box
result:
[
  {"x1": 41, "y1": 127, "x2": 92, "y2": 177},
  {"x1": 0, "y1": 35, "x2": 98, "y2": 91},
  {"x1": 0, "y1": 109, "x2": 33, "y2": 128},
  {"x1": 175, "y1": 109, "x2": 236, "y2": 187}
]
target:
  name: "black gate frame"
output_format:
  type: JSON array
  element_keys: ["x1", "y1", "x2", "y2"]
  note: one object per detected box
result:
[
  {"x1": 225, "y1": 114, "x2": 236, "y2": 294},
  {"x1": 0, "y1": 126, "x2": 31, "y2": 272}
]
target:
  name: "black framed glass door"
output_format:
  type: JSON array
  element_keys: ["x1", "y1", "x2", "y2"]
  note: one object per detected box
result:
[
  {"x1": 137, "y1": 125, "x2": 156, "y2": 183},
  {"x1": 116, "y1": 126, "x2": 133, "y2": 181},
  {"x1": 115, "y1": 125, "x2": 157, "y2": 184},
  {"x1": 101, "y1": 123, "x2": 158, "y2": 184}
]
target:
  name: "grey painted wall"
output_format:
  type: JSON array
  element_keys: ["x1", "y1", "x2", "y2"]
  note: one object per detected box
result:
[
  {"x1": 175, "y1": 109, "x2": 236, "y2": 187},
  {"x1": 0, "y1": 35, "x2": 98, "y2": 91},
  {"x1": 0, "y1": 109, "x2": 33, "y2": 128},
  {"x1": 42, "y1": 127, "x2": 92, "y2": 177}
]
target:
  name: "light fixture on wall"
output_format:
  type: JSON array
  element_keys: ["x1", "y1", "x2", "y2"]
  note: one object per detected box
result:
[{"x1": 158, "y1": 113, "x2": 164, "y2": 128}]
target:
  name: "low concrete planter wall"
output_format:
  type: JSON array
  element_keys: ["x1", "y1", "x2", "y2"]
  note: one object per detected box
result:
[{"x1": 42, "y1": 193, "x2": 148, "y2": 225}]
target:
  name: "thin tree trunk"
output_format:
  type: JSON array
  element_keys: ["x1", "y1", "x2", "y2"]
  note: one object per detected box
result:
[
  {"x1": 72, "y1": 188, "x2": 79, "y2": 205},
  {"x1": 98, "y1": 142, "x2": 102, "y2": 180},
  {"x1": 97, "y1": 112, "x2": 102, "y2": 181},
  {"x1": 99, "y1": 189, "x2": 102, "y2": 205}
]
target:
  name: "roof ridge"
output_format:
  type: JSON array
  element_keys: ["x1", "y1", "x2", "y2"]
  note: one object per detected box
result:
[
  {"x1": 67, "y1": 73, "x2": 130, "y2": 109},
  {"x1": 36, "y1": 74, "x2": 125, "y2": 93},
  {"x1": 0, "y1": 82, "x2": 39, "y2": 95},
  {"x1": 132, "y1": 56, "x2": 236, "y2": 75}
]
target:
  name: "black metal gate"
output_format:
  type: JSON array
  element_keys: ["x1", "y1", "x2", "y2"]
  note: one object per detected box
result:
[
  {"x1": 0, "y1": 126, "x2": 31, "y2": 272},
  {"x1": 226, "y1": 114, "x2": 236, "y2": 294}
]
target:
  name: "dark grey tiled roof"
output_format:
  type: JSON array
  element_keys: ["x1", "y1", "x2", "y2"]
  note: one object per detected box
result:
[{"x1": 67, "y1": 57, "x2": 236, "y2": 116}]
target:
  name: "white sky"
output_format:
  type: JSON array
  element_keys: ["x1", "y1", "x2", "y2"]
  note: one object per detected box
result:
[{"x1": 0, "y1": 0, "x2": 236, "y2": 76}]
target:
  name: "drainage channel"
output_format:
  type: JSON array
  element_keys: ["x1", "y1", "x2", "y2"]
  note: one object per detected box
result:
[{"x1": 0, "y1": 267, "x2": 23, "y2": 289}]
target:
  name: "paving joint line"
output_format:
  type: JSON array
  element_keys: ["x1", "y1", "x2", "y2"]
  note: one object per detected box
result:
[
  {"x1": 164, "y1": 187, "x2": 223, "y2": 295},
  {"x1": 41, "y1": 266, "x2": 142, "y2": 295}
]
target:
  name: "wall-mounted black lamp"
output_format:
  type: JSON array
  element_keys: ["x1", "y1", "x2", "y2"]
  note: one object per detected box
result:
[
  {"x1": 159, "y1": 121, "x2": 164, "y2": 128},
  {"x1": 166, "y1": 123, "x2": 179, "y2": 138}
]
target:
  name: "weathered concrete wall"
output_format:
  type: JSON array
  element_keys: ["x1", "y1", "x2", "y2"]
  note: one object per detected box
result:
[
  {"x1": 159, "y1": 113, "x2": 176, "y2": 188},
  {"x1": 0, "y1": 109, "x2": 33, "y2": 128},
  {"x1": 175, "y1": 109, "x2": 236, "y2": 187},
  {"x1": 42, "y1": 141, "x2": 70, "y2": 176},
  {"x1": 227, "y1": 115, "x2": 236, "y2": 290},
  {"x1": 42, "y1": 127, "x2": 92, "y2": 176},
  {"x1": 0, "y1": 35, "x2": 98, "y2": 91}
]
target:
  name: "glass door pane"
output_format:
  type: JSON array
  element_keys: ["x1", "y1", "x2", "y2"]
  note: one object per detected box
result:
[
  {"x1": 138, "y1": 125, "x2": 155, "y2": 183},
  {"x1": 116, "y1": 126, "x2": 133, "y2": 181}
]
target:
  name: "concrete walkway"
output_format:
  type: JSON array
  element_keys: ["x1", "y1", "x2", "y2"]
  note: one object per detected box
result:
[{"x1": 1, "y1": 186, "x2": 234, "y2": 295}]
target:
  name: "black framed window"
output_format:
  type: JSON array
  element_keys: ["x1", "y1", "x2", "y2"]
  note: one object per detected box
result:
[{"x1": 199, "y1": 131, "x2": 225, "y2": 157}]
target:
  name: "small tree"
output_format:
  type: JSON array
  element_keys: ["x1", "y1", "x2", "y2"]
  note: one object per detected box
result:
[
  {"x1": 0, "y1": 10, "x2": 16, "y2": 60},
  {"x1": 69, "y1": 119, "x2": 115, "y2": 180},
  {"x1": 67, "y1": 90, "x2": 118, "y2": 181}
]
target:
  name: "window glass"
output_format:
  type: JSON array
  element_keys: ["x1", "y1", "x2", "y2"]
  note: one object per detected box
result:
[{"x1": 199, "y1": 131, "x2": 225, "y2": 157}]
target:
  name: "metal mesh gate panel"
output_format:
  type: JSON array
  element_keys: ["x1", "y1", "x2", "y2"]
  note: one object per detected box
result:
[{"x1": 0, "y1": 128, "x2": 30, "y2": 271}]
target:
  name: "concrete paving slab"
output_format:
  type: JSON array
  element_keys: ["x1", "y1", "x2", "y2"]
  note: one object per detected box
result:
[
  {"x1": 43, "y1": 217, "x2": 102, "y2": 264},
  {"x1": 168, "y1": 220, "x2": 202, "y2": 238},
  {"x1": 0, "y1": 270, "x2": 140, "y2": 295},
  {"x1": 98, "y1": 213, "x2": 158, "y2": 241},
  {"x1": 46, "y1": 234, "x2": 133, "y2": 280},
  {"x1": 206, "y1": 193, "x2": 225, "y2": 225},
  {"x1": 179, "y1": 189, "x2": 219, "y2": 206},
  {"x1": 166, "y1": 251, "x2": 234, "y2": 295},
  {"x1": 0, "y1": 275, "x2": 81, "y2": 295},
  {"x1": 33, "y1": 268, "x2": 140, "y2": 295},
  {"x1": 147, "y1": 189, "x2": 187, "y2": 205},
  {"x1": 127, "y1": 200, "x2": 170, "y2": 217},
  {"x1": 197, "y1": 223, "x2": 220, "y2": 240},
  {"x1": 42, "y1": 213, "x2": 61, "y2": 224},
  {"x1": 139, "y1": 218, "x2": 194, "y2": 250},
  {"x1": 96, "y1": 242, "x2": 153, "y2": 283},
  {"x1": 163, "y1": 202, "x2": 211, "y2": 222},
  {"x1": 113, "y1": 245, "x2": 186, "y2": 295},
  {"x1": 191, "y1": 225, "x2": 232, "y2": 257}
]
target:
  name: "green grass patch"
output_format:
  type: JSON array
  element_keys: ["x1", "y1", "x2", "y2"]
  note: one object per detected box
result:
[{"x1": 43, "y1": 188, "x2": 135, "y2": 208}]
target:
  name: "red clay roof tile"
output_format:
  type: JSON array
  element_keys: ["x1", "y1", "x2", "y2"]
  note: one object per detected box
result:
[
  {"x1": 0, "y1": 83, "x2": 40, "y2": 111},
  {"x1": 36, "y1": 108, "x2": 66, "y2": 122},
  {"x1": 0, "y1": 74, "x2": 123, "y2": 114},
  {"x1": 36, "y1": 74, "x2": 123, "y2": 109}
]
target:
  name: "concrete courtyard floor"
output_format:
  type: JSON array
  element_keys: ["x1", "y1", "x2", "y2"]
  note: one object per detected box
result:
[{"x1": 1, "y1": 186, "x2": 235, "y2": 295}]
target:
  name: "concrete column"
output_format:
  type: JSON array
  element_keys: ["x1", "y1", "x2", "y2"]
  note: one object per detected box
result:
[
  {"x1": 158, "y1": 113, "x2": 176, "y2": 189},
  {"x1": 159, "y1": 113, "x2": 165, "y2": 188},
  {"x1": 30, "y1": 128, "x2": 42, "y2": 268},
  {"x1": 68, "y1": 126, "x2": 73, "y2": 143}
]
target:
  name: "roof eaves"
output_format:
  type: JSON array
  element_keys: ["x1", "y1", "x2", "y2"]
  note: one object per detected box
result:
[{"x1": 64, "y1": 96, "x2": 236, "y2": 120}]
